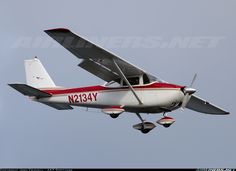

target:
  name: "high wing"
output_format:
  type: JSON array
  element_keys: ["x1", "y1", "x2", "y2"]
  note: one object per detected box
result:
[
  {"x1": 44, "y1": 28, "x2": 161, "y2": 83},
  {"x1": 186, "y1": 95, "x2": 229, "y2": 115}
]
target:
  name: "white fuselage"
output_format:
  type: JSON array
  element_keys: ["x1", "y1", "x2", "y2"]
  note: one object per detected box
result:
[{"x1": 37, "y1": 85, "x2": 185, "y2": 114}]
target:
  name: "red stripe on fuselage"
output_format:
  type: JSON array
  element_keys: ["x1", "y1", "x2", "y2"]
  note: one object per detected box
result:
[{"x1": 42, "y1": 82, "x2": 184, "y2": 95}]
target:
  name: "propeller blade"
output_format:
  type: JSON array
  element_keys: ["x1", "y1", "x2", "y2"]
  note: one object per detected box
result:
[
  {"x1": 190, "y1": 73, "x2": 197, "y2": 87},
  {"x1": 181, "y1": 73, "x2": 198, "y2": 110}
]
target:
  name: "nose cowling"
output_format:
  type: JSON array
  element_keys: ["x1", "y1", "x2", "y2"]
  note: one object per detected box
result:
[
  {"x1": 180, "y1": 86, "x2": 197, "y2": 110},
  {"x1": 182, "y1": 87, "x2": 196, "y2": 95}
]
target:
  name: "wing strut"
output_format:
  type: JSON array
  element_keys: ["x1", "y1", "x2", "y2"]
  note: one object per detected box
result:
[{"x1": 112, "y1": 59, "x2": 143, "y2": 105}]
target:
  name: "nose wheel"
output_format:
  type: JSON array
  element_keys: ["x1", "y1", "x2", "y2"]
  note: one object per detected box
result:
[
  {"x1": 133, "y1": 113, "x2": 156, "y2": 134},
  {"x1": 156, "y1": 112, "x2": 175, "y2": 128}
]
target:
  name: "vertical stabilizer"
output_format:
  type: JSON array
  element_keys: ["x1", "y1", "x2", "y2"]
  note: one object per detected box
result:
[{"x1": 24, "y1": 57, "x2": 56, "y2": 88}]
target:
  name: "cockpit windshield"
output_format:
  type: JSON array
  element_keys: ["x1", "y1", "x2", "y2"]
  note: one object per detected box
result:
[{"x1": 104, "y1": 73, "x2": 162, "y2": 87}]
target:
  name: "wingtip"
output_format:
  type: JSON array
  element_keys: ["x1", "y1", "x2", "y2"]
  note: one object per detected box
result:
[
  {"x1": 8, "y1": 83, "x2": 15, "y2": 87},
  {"x1": 44, "y1": 28, "x2": 70, "y2": 33},
  {"x1": 8, "y1": 83, "x2": 22, "y2": 88}
]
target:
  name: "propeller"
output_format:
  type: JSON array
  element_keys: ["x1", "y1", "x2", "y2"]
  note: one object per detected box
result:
[{"x1": 181, "y1": 74, "x2": 197, "y2": 110}]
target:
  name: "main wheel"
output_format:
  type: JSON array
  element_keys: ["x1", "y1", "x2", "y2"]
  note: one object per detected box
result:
[
  {"x1": 110, "y1": 114, "x2": 119, "y2": 119},
  {"x1": 163, "y1": 124, "x2": 171, "y2": 128},
  {"x1": 141, "y1": 129, "x2": 151, "y2": 134}
]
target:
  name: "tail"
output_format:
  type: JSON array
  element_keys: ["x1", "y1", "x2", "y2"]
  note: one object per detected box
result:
[
  {"x1": 24, "y1": 57, "x2": 56, "y2": 88},
  {"x1": 9, "y1": 57, "x2": 73, "y2": 110}
]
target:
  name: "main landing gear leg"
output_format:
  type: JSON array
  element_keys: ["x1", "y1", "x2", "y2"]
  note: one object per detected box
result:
[{"x1": 135, "y1": 113, "x2": 145, "y2": 127}]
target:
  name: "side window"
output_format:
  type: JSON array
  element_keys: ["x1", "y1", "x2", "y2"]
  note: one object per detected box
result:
[
  {"x1": 123, "y1": 77, "x2": 139, "y2": 86},
  {"x1": 105, "y1": 81, "x2": 121, "y2": 87},
  {"x1": 105, "y1": 78, "x2": 121, "y2": 87},
  {"x1": 143, "y1": 74, "x2": 150, "y2": 84}
]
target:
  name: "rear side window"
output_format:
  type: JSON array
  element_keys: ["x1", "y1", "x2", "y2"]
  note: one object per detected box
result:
[
  {"x1": 123, "y1": 77, "x2": 139, "y2": 86},
  {"x1": 143, "y1": 74, "x2": 150, "y2": 84}
]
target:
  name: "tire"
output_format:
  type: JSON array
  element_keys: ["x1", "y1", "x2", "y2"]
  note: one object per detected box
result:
[
  {"x1": 141, "y1": 129, "x2": 150, "y2": 134},
  {"x1": 163, "y1": 124, "x2": 171, "y2": 128},
  {"x1": 110, "y1": 114, "x2": 119, "y2": 119}
]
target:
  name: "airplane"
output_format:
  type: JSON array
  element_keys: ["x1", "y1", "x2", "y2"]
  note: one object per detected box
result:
[{"x1": 9, "y1": 28, "x2": 229, "y2": 134}]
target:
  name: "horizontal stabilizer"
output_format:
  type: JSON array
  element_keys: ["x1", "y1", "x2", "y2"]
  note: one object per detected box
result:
[
  {"x1": 40, "y1": 102, "x2": 73, "y2": 110},
  {"x1": 186, "y1": 95, "x2": 229, "y2": 115},
  {"x1": 8, "y1": 83, "x2": 51, "y2": 98}
]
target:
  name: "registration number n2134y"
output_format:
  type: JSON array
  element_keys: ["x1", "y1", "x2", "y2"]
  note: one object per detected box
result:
[{"x1": 68, "y1": 93, "x2": 98, "y2": 103}]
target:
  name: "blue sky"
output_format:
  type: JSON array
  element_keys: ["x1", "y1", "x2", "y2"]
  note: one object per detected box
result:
[{"x1": 0, "y1": 0, "x2": 235, "y2": 168}]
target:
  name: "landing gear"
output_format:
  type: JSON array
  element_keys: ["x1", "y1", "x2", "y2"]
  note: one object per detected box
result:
[
  {"x1": 163, "y1": 124, "x2": 171, "y2": 128},
  {"x1": 110, "y1": 114, "x2": 119, "y2": 119},
  {"x1": 141, "y1": 128, "x2": 151, "y2": 134},
  {"x1": 133, "y1": 113, "x2": 156, "y2": 134},
  {"x1": 156, "y1": 113, "x2": 175, "y2": 128},
  {"x1": 163, "y1": 112, "x2": 167, "y2": 117},
  {"x1": 136, "y1": 113, "x2": 145, "y2": 124}
]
